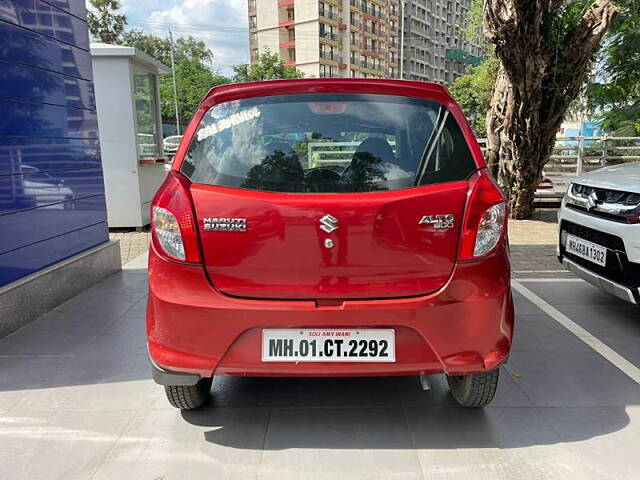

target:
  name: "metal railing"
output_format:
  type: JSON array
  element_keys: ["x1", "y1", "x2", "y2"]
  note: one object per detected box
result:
[
  {"x1": 361, "y1": 5, "x2": 385, "y2": 19},
  {"x1": 320, "y1": 31, "x2": 339, "y2": 42},
  {"x1": 307, "y1": 141, "x2": 396, "y2": 168},
  {"x1": 477, "y1": 136, "x2": 640, "y2": 196},
  {"x1": 319, "y1": 10, "x2": 342, "y2": 22},
  {"x1": 320, "y1": 51, "x2": 342, "y2": 62}
]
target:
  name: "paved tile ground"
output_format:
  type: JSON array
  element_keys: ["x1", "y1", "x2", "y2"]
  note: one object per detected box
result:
[
  {"x1": 1, "y1": 253, "x2": 639, "y2": 479},
  {"x1": 109, "y1": 228, "x2": 150, "y2": 265}
]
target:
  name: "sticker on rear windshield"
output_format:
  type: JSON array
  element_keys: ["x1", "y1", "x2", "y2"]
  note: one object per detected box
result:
[{"x1": 196, "y1": 107, "x2": 261, "y2": 141}]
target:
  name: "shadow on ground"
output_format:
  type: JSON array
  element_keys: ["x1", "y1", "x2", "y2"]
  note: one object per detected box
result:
[{"x1": 1, "y1": 269, "x2": 639, "y2": 455}]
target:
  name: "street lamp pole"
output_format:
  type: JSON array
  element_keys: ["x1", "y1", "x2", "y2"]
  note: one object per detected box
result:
[{"x1": 168, "y1": 29, "x2": 181, "y2": 135}]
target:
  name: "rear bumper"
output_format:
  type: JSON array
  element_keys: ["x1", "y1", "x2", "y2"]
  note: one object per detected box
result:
[
  {"x1": 147, "y1": 245, "x2": 514, "y2": 379},
  {"x1": 149, "y1": 350, "x2": 201, "y2": 386}
]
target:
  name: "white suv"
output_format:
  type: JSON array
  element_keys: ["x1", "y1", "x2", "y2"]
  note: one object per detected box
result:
[{"x1": 558, "y1": 162, "x2": 640, "y2": 304}]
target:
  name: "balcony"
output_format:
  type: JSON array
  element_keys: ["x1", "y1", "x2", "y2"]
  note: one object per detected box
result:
[
  {"x1": 363, "y1": 25, "x2": 377, "y2": 35},
  {"x1": 350, "y1": 39, "x2": 361, "y2": 48},
  {"x1": 361, "y1": 49, "x2": 382, "y2": 58},
  {"x1": 320, "y1": 51, "x2": 342, "y2": 63},
  {"x1": 319, "y1": 10, "x2": 342, "y2": 23},
  {"x1": 361, "y1": 5, "x2": 385, "y2": 20},
  {"x1": 320, "y1": 31, "x2": 339, "y2": 42},
  {"x1": 350, "y1": 0, "x2": 361, "y2": 10},
  {"x1": 360, "y1": 59, "x2": 384, "y2": 72}
]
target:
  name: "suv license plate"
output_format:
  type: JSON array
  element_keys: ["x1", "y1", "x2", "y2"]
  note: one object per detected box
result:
[
  {"x1": 566, "y1": 234, "x2": 607, "y2": 267},
  {"x1": 262, "y1": 329, "x2": 396, "y2": 363}
]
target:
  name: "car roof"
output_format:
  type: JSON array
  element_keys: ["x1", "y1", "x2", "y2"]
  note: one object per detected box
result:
[{"x1": 202, "y1": 78, "x2": 456, "y2": 108}]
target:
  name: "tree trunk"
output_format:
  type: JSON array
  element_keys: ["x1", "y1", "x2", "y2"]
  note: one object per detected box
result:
[{"x1": 483, "y1": 0, "x2": 617, "y2": 219}]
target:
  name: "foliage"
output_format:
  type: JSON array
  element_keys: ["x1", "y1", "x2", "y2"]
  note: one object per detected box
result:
[
  {"x1": 463, "y1": 0, "x2": 486, "y2": 45},
  {"x1": 233, "y1": 51, "x2": 305, "y2": 83},
  {"x1": 449, "y1": 55, "x2": 499, "y2": 136},
  {"x1": 586, "y1": 0, "x2": 640, "y2": 134},
  {"x1": 158, "y1": 58, "x2": 230, "y2": 127},
  {"x1": 122, "y1": 30, "x2": 228, "y2": 127},
  {"x1": 87, "y1": 0, "x2": 126, "y2": 43},
  {"x1": 481, "y1": 0, "x2": 618, "y2": 218},
  {"x1": 121, "y1": 30, "x2": 214, "y2": 67}
]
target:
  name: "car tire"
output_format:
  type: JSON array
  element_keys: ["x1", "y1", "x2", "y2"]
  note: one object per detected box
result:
[
  {"x1": 164, "y1": 378, "x2": 212, "y2": 410},
  {"x1": 446, "y1": 369, "x2": 499, "y2": 408}
]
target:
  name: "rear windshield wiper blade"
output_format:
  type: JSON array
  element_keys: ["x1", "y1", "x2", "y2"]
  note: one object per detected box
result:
[{"x1": 414, "y1": 109, "x2": 449, "y2": 186}]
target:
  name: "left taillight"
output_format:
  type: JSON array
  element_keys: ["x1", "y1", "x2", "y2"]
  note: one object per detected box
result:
[
  {"x1": 459, "y1": 170, "x2": 508, "y2": 260},
  {"x1": 151, "y1": 172, "x2": 201, "y2": 263}
]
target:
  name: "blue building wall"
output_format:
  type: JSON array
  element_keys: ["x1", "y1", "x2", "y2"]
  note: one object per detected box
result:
[{"x1": 0, "y1": 0, "x2": 108, "y2": 287}]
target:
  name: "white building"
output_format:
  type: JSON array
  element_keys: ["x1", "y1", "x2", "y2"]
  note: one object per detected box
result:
[
  {"x1": 401, "y1": 0, "x2": 483, "y2": 86},
  {"x1": 91, "y1": 43, "x2": 170, "y2": 228},
  {"x1": 248, "y1": 0, "x2": 401, "y2": 79}
]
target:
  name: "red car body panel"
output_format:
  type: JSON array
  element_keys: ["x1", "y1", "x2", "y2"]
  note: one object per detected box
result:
[
  {"x1": 192, "y1": 181, "x2": 468, "y2": 299},
  {"x1": 148, "y1": 79, "x2": 513, "y2": 379},
  {"x1": 147, "y1": 242, "x2": 513, "y2": 378}
]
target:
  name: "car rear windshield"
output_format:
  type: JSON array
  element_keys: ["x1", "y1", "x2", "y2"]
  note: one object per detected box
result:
[{"x1": 181, "y1": 93, "x2": 477, "y2": 193}]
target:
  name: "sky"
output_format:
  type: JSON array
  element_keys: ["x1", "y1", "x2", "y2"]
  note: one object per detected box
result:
[{"x1": 116, "y1": 0, "x2": 249, "y2": 75}]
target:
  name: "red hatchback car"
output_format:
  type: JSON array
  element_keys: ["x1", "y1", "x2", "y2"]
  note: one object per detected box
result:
[{"x1": 147, "y1": 79, "x2": 514, "y2": 409}]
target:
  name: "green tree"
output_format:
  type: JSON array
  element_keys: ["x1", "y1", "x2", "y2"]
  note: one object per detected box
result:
[
  {"x1": 122, "y1": 31, "x2": 229, "y2": 127},
  {"x1": 449, "y1": 55, "x2": 499, "y2": 136},
  {"x1": 87, "y1": 0, "x2": 126, "y2": 43},
  {"x1": 233, "y1": 51, "x2": 304, "y2": 82},
  {"x1": 481, "y1": 0, "x2": 619, "y2": 219},
  {"x1": 586, "y1": 0, "x2": 640, "y2": 135},
  {"x1": 159, "y1": 58, "x2": 229, "y2": 127},
  {"x1": 121, "y1": 31, "x2": 214, "y2": 67}
]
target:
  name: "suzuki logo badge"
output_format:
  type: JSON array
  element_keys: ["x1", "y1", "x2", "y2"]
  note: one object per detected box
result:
[
  {"x1": 320, "y1": 214, "x2": 339, "y2": 233},
  {"x1": 585, "y1": 191, "x2": 598, "y2": 211}
]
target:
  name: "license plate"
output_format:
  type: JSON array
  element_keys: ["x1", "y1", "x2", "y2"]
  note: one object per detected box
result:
[
  {"x1": 262, "y1": 329, "x2": 396, "y2": 362},
  {"x1": 566, "y1": 234, "x2": 607, "y2": 266}
]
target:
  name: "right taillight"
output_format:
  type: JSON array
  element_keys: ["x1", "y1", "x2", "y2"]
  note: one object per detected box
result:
[
  {"x1": 151, "y1": 172, "x2": 201, "y2": 264},
  {"x1": 459, "y1": 170, "x2": 507, "y2": 260}
]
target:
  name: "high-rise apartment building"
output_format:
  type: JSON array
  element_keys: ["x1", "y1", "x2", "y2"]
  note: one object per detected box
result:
[
  {"x1": 401, "y1": 0, "x2": 483, "y2": 86},
  {"x1": 248, "y1": 0, "x2": 401, "y2": 79}
]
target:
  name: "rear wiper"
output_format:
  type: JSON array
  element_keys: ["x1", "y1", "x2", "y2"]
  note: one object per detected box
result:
[{"x1": 414, "y1": 109, "x2": 449, "y2": 186}]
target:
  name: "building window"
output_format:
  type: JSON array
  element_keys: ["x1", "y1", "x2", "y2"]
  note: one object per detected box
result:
[
  {"x1": 320, "y1": 64, "x2": 336, "y2": 78},
  {"x1": 320, "y1": 22, "x2": 336, "y2": 41},
  {"x1": 133, "y1": 72, "x2": 160, "y2": 158}
]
